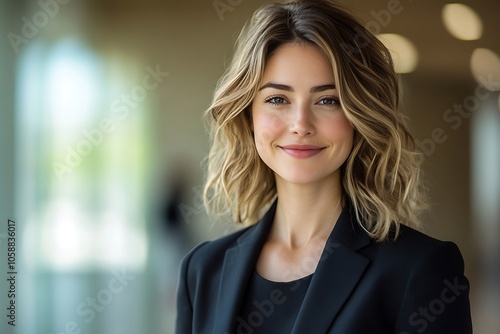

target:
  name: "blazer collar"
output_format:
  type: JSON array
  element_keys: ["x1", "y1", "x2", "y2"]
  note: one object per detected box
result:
[
  {"x1": 213, "y1": 201, "x2": 277, "y2": 334},
  {"x1": 291, "y1": 204, "x2": 371, "y2": 333},
  {"x1": 212, "y1": 200, "x2": 372, "y2": 334}
]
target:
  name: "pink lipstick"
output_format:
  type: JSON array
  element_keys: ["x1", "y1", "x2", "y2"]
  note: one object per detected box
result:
[{"x1": 279, "y1": 145, "x2": 325, "y2": 158}]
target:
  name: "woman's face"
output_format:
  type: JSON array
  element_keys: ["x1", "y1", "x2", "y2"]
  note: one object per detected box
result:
[{"x1": 251, "y1": 42, "x2": 354, "y2": 186}]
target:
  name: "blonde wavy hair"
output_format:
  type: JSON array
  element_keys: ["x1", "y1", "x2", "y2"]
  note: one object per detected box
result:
[{"x1": 203, "y1": 0, "x2": 426, "y2": 241}]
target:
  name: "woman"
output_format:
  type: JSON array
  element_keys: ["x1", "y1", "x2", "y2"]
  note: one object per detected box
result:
[{"x1": 176, "y1": 0, "x2": 472, "y2": 333}]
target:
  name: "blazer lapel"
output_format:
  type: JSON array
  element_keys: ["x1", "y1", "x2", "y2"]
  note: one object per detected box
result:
[
  {"x1": 291, "y1": 206, "x2": 371, "y2": 334},
  {"x1": 212, "y1": 201, "x2": 277, "y2": 334}
]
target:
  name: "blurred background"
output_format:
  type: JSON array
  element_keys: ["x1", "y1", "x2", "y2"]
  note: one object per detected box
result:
[{"x1": 0, "y1": 0, "x2": 499, "y2": 333}]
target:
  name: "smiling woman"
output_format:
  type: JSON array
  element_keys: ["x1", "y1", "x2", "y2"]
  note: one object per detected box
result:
[{"x1": 175, "y1": 0, "x2": 473, "y2": 333}]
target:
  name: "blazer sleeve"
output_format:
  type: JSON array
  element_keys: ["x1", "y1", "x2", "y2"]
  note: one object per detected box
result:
[
  {"x1": 175, "y1": 242, "x2": 208, "y2": 334},
  {"x1": 395, "y1": 241, "x2": 472, "y2": 334}
]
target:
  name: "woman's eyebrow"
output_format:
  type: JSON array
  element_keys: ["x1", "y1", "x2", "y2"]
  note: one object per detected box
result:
[
  {"x1": 258, "y1": 82, "x2": 294, "y2": 92},
  {"x1": 258, "y1": 82, "x2": 336, "y2": 93},
  {"x1": 310, "y1": 84, "x2": 336, "y2": 93}
]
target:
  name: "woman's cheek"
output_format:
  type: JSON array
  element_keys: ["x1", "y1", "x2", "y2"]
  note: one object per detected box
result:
[
  {"x1": 327, "y1": 114, "x2": 354, "y2": 140},
  {"x1": 254, "y1": 112, "x2": 286, "y2": 144}
]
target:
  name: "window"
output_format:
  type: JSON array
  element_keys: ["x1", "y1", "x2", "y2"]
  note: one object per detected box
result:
[{"x1": 17, "y1": 38, "x2": 149, "y2": 272}]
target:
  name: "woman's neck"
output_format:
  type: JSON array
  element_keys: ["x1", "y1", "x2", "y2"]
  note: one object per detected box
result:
[{"x1": 270, "y1": 173, "x2": 344, "y2": 249}]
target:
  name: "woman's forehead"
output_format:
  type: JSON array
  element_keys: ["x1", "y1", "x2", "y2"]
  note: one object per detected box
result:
[{"x1": 261, "y1": 43, "x2": 336, "y2": 87}]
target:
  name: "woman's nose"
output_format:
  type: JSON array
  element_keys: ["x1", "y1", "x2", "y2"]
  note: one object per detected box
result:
[{"x1": 289, "y1": 104, "x2": 316, "y2": 137}]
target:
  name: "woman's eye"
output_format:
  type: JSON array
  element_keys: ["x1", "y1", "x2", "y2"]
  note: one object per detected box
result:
[
  {"x1": 318, "y1": 97, "x2": 340, "y2": 106},
  {"x1": 265, "y1": 96, "x2": 287, "y2": 105}
]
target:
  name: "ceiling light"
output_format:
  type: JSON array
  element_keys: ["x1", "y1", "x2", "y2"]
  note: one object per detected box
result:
[
  {"x1": 377, "y1": 33, "x2": 419, "y2": 74},
  {"x1": 470, "y1": 48, "x2": 500, "y2": 91},
  {"x1": 442, "y1": 4, "x2": 483, "y2": 41}
]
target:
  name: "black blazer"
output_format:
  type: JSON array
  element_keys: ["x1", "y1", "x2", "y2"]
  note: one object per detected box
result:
[{"x1": 175, "y1": 201, "x2": 472, "y2": 333}]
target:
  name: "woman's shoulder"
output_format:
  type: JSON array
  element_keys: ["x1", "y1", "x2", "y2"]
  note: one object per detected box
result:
[
  {"x1": 392, "y1": 223, "x2": 462, "y2": 254},
  {"x1": 368, "y1": 223, "x2": 466, "y2": 275}
]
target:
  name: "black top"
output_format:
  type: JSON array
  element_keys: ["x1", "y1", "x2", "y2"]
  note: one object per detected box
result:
[{"x1": 237, "y1": 270, "x2": 313, "y2": 333}]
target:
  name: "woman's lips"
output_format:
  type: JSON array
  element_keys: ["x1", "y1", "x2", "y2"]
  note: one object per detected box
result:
[{"x1": 279, "y1": 145, "x2": 325, "y2": 158}]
